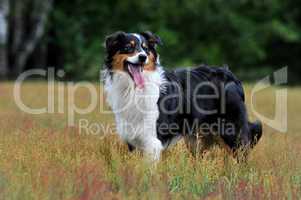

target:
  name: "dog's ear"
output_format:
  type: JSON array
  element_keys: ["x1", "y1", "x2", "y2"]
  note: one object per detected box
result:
[
  {"x1": 140, "y1": 31, "x2": 162, "y2": 47},
  {"x1": 105, "y1": 31, "x2": 126, "y2": 51}
]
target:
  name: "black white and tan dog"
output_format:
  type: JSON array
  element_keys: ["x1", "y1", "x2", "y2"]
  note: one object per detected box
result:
[{"x1": 103, "y1": 31, "x2": 262, "y2": 161}]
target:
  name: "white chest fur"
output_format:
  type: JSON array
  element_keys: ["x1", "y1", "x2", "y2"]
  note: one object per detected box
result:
[{"x1": 104, "y1": 69, "x2": 166, "y2": 161}]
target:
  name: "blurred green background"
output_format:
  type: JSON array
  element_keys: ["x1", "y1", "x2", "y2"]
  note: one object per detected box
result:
[{"x1": 0, "y1": 0, "x2": 300, "y2": 82}]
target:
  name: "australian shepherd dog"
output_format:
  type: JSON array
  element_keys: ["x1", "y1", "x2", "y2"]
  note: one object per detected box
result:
[{"x1": 103, "y1": 31, "x2": 262, "y2": 162}]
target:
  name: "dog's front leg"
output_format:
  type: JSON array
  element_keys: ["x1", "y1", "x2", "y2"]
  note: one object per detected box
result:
[{"x1": 142, "y1": 137, "x2": 163, "y2": 162}]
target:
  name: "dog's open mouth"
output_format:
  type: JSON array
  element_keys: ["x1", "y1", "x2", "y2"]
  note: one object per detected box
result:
[{"x1": 126, "y1": 62, "x2": 145, "y2": 89}]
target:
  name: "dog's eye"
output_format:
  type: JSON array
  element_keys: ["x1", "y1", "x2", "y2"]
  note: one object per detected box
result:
[{"x1": 123, "y1": 44, "x2": 133, "y2": 51}]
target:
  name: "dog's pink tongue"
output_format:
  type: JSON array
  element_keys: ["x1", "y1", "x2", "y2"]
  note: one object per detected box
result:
[{"x1": 128, "y1": 65, "x2": 145, "y2": 89}]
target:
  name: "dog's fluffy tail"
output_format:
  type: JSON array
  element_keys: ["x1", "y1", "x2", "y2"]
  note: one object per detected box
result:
[{"x1": 249, "y1": 120, "x2": 263, "y2": 147}]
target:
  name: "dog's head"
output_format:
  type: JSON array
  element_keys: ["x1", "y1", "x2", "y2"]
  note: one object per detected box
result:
[{"x1": 104, "y1": 31, "x2": 162, "y2": 89}]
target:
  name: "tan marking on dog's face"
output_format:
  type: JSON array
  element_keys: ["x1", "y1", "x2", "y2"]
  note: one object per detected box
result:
[
  {"x1": 144, "y1": 52, "x2": 156, "y2": 71},
  {"x1": 130, "y1": 40, "x2": 135, "y2": 47},
  {"x1": 142, "y1": 42, "x2": 148, "y2": 49},
  {"x1": 112, "y1": 52, "x2": 137, "y2": 71}
]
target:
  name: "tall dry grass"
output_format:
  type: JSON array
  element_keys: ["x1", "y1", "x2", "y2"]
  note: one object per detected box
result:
[{"x1": 0, "y1": 82, "x2": 301, "y2": 199}]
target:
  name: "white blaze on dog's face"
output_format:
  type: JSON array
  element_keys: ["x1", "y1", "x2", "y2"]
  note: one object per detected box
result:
[
  {"x1": 126, "y1": 34, "x2": 149, "y2": 65},
  {"x1": 105, "y1": 31, "x2": 162, "y2": 89}
]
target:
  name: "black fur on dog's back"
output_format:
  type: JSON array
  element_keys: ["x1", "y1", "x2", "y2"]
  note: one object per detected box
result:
[{"x1": 156, "y1": 64, "x2": 262, "y2": 154}]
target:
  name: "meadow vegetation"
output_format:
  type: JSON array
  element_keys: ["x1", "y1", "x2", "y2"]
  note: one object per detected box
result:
[{"x1": 0, "y1": 82, "x2": 301, "y2": 199}]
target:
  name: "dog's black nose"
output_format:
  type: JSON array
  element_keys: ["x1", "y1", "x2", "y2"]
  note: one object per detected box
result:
[{"x1": 138, "y1": 54, "x2": 147, "y2": 63}]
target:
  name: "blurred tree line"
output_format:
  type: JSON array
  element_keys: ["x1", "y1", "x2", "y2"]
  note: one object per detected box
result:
[{"x1": 0, "y1": 0, "x2": 300, "y2": 82}]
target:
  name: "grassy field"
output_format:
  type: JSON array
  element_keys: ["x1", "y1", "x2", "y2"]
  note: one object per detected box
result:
[{"x1": 0, "y1": 82, "x2": 301, "y2": 199}]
